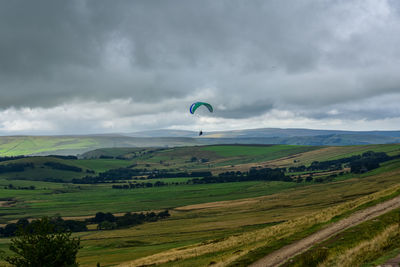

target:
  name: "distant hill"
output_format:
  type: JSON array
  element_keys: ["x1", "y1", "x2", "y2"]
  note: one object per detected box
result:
[
  {"x1": 126, "y1": 129, "x2": 197, "y2": 137},
  {"x1": 124, "y1": 128, "x2": 400, "y2": 146},
  {"x1": 1, "y1": 128, "x2": 400, "y2": 156},
  {"x1": 127, "y1": 128, "x2": 400, "y2": 139},
  {"x1": 0, "y1": 135, "x2": 201, "y2": 156}
]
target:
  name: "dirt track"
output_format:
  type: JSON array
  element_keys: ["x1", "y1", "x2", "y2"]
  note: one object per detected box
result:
[{"x1": 249, "y1": 195, "x2": 400, "y2": 267}]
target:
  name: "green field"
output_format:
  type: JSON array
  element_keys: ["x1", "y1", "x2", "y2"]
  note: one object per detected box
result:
[
  {"x1": 0, "y1": 135, "x2": 200, "y2": 157},
  {"x1": 0, "y1": 180, "x2": 303, "y2": 221},
  {"x1": 0, "y1": 136, "x2": 100, "y2": 156},
  {"x1": 65, "y1": 158, "x2": 133, "y2": 173},
  {"x1": 1, "y1": 144, "x2": 400, "y2": 266},
  {"x1": 202, "y1": 144, "x2": 317, "y2": 157}
]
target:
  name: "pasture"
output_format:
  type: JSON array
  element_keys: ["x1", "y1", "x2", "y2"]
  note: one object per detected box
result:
[{"x1": 1, "y1": 143, "x2": 400, "y2": 266}]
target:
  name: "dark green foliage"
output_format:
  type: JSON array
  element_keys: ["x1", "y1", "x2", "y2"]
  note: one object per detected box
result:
[
  {"x1": 42, "y1": 177, "x2": 64, "y2": 183},
  {"x1": 1, "y1": 223, "x2": 18, "y2": 237},
  {"x1": 149, "y1": 170, "x2": 212, "y2": 179},
  {"x1": 16, "y1": 219, "x2": 29, "y2": 229},
  {"x1": 288, "y1": 165, "x2": 307, "y2": 172},
  {"x1": 0, "y1": 216, "x2": 88, "y2": 237},
  {"x1": 288, "y1": 151, "x2": 394, "y2": 174},
  {"x1": 91, "y1": 212, "x2": 116, "y2": 223},
  {"x1": 350, "y1": 151, "x2": 391, "y2": 173},
  {"x1": 350, "y1": 159, "x2": 380, "y2": 173},
  {"x1": 0, "y1": 156, "x2": 26, "y2": 162},
  {"x1": 190, "y1": 171, "x2": 212, "y2": 177},
  {"x1": 314, "y1": 177, "x2": 324, "y2": 183},
  {"x1": 148, "y1": 171, "x2": 188, "y2": 179},
  {"x1": 4, "y1": 184, "x2": 35, "y2": 190},
  {"x1": 47, "y1": 155, "x2": 78, "y2": 160},
  {"x1": 99, "y1": 155, "x2": 114, "y2": 159},
  {"x1": 0, "y1": 163, "x2": 33, "y2": 174},
  {"x1": 189, "y1": 168, "x2": 290, "y2": 184},
  {"x1": 75, "y1": 168, "x2": 213, "y2": 184},
  {"x1": 4, "y1": 217, "x2": 81, "y2": 267},
  {"x1": 72, "y1": 168, "x2": 148, "y2": 184},
  {"x1": 97, "y1": 221, "x2": 117, "y2": 230},
  {"x1": 44, "y1": 161, "x2": 82, "y2": 172},
  {"x1": 87, "y1": 210, "x2": 170, "y2": 229},
  {"x1": 50, "y1": 216, "x2": 88, "y2": 233},
  {"x1": 112, "y1": 180, "x2": 168, "y2": 189}
]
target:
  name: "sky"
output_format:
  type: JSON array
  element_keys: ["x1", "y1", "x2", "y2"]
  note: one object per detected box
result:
[{"x1": 1, "y1": 0, "x2": 400, "y2": 135}]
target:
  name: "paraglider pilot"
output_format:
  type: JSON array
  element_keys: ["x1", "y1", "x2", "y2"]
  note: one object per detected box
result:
[{"x1": 190, "y1": 102, "x2": 213, "y2": 138}]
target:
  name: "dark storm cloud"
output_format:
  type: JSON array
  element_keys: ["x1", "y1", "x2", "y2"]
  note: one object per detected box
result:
[{"x1": 0, "y1": 0, "x2": 400, "y2": 125}]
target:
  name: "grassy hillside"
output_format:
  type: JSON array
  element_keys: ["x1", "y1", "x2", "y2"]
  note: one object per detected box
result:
[
  {"x1": 0, "y1": 136, "x2": 99, "y2": 156},
  {"x1": 80, "y1": 164, "x2": 400, "y2": 266},
  {"x1": 0, "y1": 144, "x2": 400, "y2": 266},
  {"x1": 257, "y1": 143, "x2": 400, "y2": 168},
  {"x1": 2, "y1": 130, "x2": 400, "y2": 156},
  {"x1": 0, "y1": 136, "x2": 201, "y2": 156},
  {"x1": 285, "y1": 207, "x2": 400, "y2": 267}
]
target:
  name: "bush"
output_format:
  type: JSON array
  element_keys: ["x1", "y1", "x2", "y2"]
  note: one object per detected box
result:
[{"x1": 4, "y1": 217, "x2": 81, "y2": 267}]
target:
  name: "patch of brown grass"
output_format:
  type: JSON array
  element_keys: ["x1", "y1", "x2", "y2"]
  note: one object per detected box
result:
[
  {"x1": 117, "y1": 185, "x2": 400, "y2": 267},
  {"x1": 319, "y1": 224, "x2": 399, "y2": 267}
]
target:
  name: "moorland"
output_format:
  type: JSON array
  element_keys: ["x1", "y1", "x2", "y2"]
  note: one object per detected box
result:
[{"x1": 0, "y1": 142, "x2": 400, "y2": 266}]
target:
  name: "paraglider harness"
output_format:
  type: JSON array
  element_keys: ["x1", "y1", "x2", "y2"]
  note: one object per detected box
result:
[{"x1": 189, "y1": 102, "x2": 212, "y2": 138}]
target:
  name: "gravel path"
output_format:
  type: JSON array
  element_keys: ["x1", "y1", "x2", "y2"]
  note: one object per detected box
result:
[{"x1": 249, "y1": 195, "x2": 400, "y2": 267}]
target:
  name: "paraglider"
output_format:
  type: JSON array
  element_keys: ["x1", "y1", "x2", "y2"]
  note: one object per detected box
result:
[
  {"x1": 189, "y1": 102, "x2": 213, "y2": 136},
  {"x1": 189, "y1": 102, "x2": 213, "y2": 114}
]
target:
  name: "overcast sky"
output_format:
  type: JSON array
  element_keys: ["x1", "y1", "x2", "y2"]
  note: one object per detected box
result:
[{"x1": 1, "y1": 0, "x2": 400, "y2": 135}]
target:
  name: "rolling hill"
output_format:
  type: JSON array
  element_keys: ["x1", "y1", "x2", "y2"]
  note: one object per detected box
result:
[
  {"x1": 1, "y1": 143, "x2": 400, "y2": 266},
  {"x1": 1, "y1": 128, "x2": 400, "y2": 156}
]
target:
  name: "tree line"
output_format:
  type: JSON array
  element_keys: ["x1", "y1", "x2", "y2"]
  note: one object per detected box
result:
[
  {"x1": 44, "y1": 161, "x2": 82, "y2": 172},
  {"x1": 112, "y1": 180, "x2": 168, "y2": 189},
  {"x1": 0, "y1": 160, "x2": 84, "y2": 175},
  {"x1": 190, "y1": 168, "x2": 290, "y2": 184},
  {"x1": 72, "y1": 168, "x2": 213, "y2": 184},
  {"x1": 112, "y1": 167, "x2": 291, "y2": 189},
  {"x1": 0, "y1": 217, "x2": 87, "y2": 237},
  {"x1": 287, "y1": 151, "x2": 394, "y2": 173},
  {"x1": 0, "y1": 155, "x2": 26, "y2": 162},
  {"x1": 149, "y1": 170, "x2": 212, "y2": 178},
  {"x1": 0, "y1": 162, "x2": 33, "y2": 174},
  {"x1": 71, "y1": 167, "x2": 148, "y2": 184},
  {"x1": 0, "y1": 155, "x2": 77, "y2": 162},
  {"x1": 87, "y1": 210, "x2": 170, "y2": 230},
  {"x1": 71, "y1": 151, "x2": 398, "y2": 186},
  {"x1": 0, "y1": 210, "x2": 170, "y2": 237},
  {"x1": 349, "y1": 151, "x2": 393, "y2": 173},
  {"x1": 3, "y1": 184, "x2": 35, "y2": 190}
]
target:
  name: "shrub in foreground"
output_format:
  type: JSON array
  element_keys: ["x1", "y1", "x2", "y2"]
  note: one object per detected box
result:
[{"x1": 5, "y1": 217, "x2": 81, "y2": 267}]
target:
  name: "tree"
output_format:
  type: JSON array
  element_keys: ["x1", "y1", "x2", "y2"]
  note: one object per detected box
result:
[
  {"x1": 5, "y1": 217, "x2": 81, "y2": 267},
  {"x1": 97, "y1": 221, "x2": 117, "y2": 230}
]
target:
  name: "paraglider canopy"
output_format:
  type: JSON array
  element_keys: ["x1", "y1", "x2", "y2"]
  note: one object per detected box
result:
[{"x1": 189, "y1": 102, "x2": 213, "y2": 114}]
